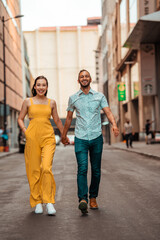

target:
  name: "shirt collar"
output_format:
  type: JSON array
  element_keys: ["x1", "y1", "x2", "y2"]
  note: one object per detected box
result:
[{"x1": 78, "y1": 88, "x2": 94, "y2": 96}]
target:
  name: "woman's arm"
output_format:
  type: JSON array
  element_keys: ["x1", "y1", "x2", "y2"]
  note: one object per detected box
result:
[
  {"x1": 17, "y1": 99, "x2": 29, "y2": 134},
  {"x1": 51, "y1": 100, "x2": 64, "y2": 135},
  {"x1": 61, "y1": 111, "x2": 73, "y2": 144}
]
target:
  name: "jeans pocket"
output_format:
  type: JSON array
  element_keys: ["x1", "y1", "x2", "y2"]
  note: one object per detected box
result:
[{"x1": 75, "y1": 137, "x2": 86, "y2": 153}]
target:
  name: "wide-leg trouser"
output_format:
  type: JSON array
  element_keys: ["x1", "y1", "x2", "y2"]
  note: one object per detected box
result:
[
  {"x1": 75, "y1": 135, "x2": 103, "y2": 203},
  {"x1": 24, "y1": 119, "x2": 56, "y2": 208}
]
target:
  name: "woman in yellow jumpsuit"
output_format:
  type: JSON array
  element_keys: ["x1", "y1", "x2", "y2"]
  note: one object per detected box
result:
[{"x1": 18, "y1": 76, "x2": 67, "y2": 215}]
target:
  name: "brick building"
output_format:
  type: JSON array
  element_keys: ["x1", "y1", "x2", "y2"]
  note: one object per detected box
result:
[{"x1": 0, "y1": 0, "x2": 23, "y2": 148}]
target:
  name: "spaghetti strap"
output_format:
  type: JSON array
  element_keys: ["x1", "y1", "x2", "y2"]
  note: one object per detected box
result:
[
  {"x1": 30, "y1": 98, "x2": 33, "y2": 105},
  {"x1": 48, "y1": 99, "x2": 51, "y2": 106}
]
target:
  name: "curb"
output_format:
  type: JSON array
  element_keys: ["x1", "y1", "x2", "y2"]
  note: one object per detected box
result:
[
  {"x1": 0, "y1": 150, "x2": 19, "y2": 159},
  {"x1": 111, "y1": 146, "x2": 160, "y2": 161}
]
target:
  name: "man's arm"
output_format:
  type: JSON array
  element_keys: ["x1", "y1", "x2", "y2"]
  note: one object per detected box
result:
[
  {"x1": 61, "y1": 111, "x2": 73, "y2": 144},
  {"x1": 102, "y1": 107, "x2": 119, "y2": 137}
]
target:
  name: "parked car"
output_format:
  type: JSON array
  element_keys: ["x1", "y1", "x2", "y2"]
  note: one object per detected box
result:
[
  {"x1": 68, "y1": 135, "x2": 75, "y2": 145},
  {"x1": 55, "y1": 135, "x2": 61, "y2": 145}
]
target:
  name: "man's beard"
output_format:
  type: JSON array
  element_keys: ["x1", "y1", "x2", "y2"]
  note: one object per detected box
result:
[{"x1": 80, "y1": 82, "x2": 90, "y2": 88}]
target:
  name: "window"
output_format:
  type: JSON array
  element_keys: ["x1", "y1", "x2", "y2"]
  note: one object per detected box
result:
[
  {"x1": 120, "y1": 0, "x2": 127, "y2": 46},
  {"x1": 120, "y1": 0, "x2": 128, "y2": 58},
  {"x1": 131, "y1": 63, "x2": 139, "y2": 99},
  {"x1": 129, "y1": 0, "x2": 138, "y2": 32}
]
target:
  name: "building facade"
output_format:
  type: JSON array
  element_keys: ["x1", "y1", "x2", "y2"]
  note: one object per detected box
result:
[
  {"x1": 101, "y1": 0, "x2": 160, "y2": 143},
  {"x1": 22, "y1": 37, "x2": 34, "y2": 99},
  {"x1": 101, "y1": 0, "x2": 119, "y2": 144},
  {"x1": 0, "y1": 0, "x2": 23, "y2": 148},
  {"x1": 24, "y1": 19, "x2": 101, "y2": 120}
]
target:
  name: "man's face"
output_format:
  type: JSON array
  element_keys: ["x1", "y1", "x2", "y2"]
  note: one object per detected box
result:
[{"x1": 78, "y1": 71, "x2": 92, "y2": 88}]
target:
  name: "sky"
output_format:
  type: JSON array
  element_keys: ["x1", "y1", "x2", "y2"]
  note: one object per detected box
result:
[{"x1": 21, "y1": 0, "x2": 102, "y2": 31}]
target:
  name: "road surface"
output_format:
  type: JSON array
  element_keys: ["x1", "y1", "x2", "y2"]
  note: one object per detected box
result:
[{"x1": 0, "y1": 145, "x2": 160, "y2": 240}]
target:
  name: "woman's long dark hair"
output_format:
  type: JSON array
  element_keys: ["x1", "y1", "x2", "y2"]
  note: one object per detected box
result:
[{"x1": 32, "y1": 76, "x2": 48, "y2": 96}]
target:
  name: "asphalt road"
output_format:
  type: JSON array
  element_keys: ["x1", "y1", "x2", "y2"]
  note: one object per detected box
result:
[{"x1": 0, "y1": 145, "x2": 160, "y2": 240}]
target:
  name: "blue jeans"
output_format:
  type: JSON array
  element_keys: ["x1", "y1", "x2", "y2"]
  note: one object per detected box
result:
[{"x1": 75, "y1": 135, "x2": 103, "y2": 203}]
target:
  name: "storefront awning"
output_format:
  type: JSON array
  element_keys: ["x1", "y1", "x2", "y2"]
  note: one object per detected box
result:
[{"x1": 123, "y1": 11, "x2": 160, "y2": 49}]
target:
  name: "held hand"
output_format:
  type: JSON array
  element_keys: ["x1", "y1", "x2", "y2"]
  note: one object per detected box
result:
[
  {"x1": 112, "y1": 125, "x2": 119, "y2": 137},
  {"x1": 65, "y1": 136, "x2": 70, "y2": 145},
  {"x1": 61, "y1": 136, "x2": 66, "y2": 144},
  {"x1": 61, "y1": 136, "x2": 70, "y2": 145}
]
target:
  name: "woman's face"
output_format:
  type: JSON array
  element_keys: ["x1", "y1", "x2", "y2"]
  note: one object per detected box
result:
[{"x1": 34, "y1": 78, "x2": 48, "y2": 96}]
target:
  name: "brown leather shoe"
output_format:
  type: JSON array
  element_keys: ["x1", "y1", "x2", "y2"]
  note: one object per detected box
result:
[
  {"x1": 79, "y1": 199, "x2": 88, "y2": 214},
  {"x1": 90, "y1": 198, "x2": 98, "y2": 209}
]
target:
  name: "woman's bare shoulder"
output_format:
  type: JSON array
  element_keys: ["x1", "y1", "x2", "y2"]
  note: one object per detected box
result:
[
  {"x1": 24, "y1": 98, "x2": 31, "y2": 107},
  {"x1": 50, "y1": 99, "x2": 56, "y2": 107}
]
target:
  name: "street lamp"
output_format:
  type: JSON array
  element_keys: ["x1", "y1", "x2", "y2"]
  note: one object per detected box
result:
[{"x1": 1, "y1": 14, "x2": 24, "y2": 150}]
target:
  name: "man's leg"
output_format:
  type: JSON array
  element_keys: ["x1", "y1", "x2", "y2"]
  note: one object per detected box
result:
[
  {"x1": 125, "y1": 134, "x2": 129, "y2": 148},
  {"x1": 146, "y1": 133, "x2": 148, "y2": 144},
  {"x1": 89, "y1": 135, "x2": 103, "y2": 201},
  {"x1": 150, "y1": 131, "x2": 154, "y2": 139},
  {"x1": 75, "y1": 137, "x2": 89, "y2": 203},
  {"x1": 129, "y1": 133, "x2": 133, "y2": 147}
]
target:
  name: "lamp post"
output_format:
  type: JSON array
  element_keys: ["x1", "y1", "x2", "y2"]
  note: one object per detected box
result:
[{"x1": 1, "y1": 14, "x2": 24, "y2": 149}]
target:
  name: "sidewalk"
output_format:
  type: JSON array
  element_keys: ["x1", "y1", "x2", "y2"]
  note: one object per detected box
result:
[
  {"x1": 107, "y1": 141, "x2": 160, "y2": 160},
  {"x1": 0, "y1": 148, "x2": 18, "y2": 159},
  {"x1": 0, "y1": 142, "x2": 160, "y2": 160}
]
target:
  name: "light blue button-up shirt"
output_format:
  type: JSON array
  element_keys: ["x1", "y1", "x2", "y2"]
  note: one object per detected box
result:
[{"x1": 67, "y1": 88, "x2": 109, "y2": 140}]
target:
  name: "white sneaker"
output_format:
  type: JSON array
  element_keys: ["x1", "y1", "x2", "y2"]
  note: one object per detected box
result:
[
  {"x1": 35, "y1": 203, "x2": 43, "y2": 214},
  {"x1": 46, "y1": 203, "x2": 56, "y2": 215}
]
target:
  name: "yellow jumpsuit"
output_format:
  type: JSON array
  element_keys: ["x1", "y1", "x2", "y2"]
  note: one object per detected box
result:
[{"x1": 25, "y1": 98, "x2": 56, "y2": 208}]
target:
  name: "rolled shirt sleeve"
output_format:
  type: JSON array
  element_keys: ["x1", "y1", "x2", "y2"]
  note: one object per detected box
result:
[
  {"x1": 66, "y1": 97, "x2": 75, "y2": 112},
  {"x1": 100, "y1": 94, "x2": 109, "y2": 109}
]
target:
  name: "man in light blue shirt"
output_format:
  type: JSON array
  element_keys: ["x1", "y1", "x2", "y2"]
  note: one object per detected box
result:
[
  {"x1": 67, "y1": 88, "x2": 109, "y2": 140},
  {"x1": 62, "y1": 69, "x2": 119, "y2": 214}
]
